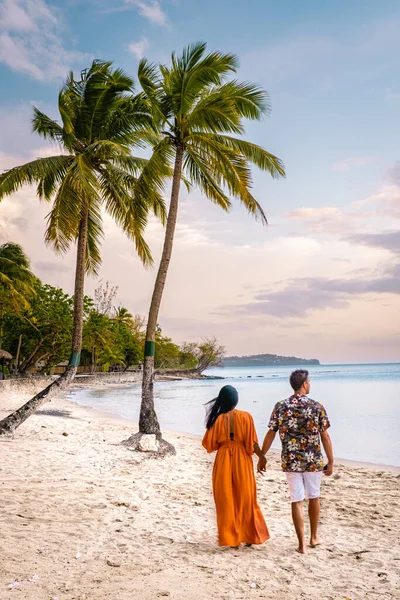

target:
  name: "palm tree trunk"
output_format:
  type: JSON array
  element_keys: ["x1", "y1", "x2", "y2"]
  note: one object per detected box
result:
[
  {"x1": 0, "y1": 210, "x2": 88, "y2": 436},
  {"x1": 139, "y1": 145, "x2": 183, "y2": 435},
  {"x1": 69, "y1": 210, "x2": 88, "y2": 367}
]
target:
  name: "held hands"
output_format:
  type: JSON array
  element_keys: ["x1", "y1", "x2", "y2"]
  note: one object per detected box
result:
[
  {"x1": 257, "y1": 455, "x2": 267, "y2": 475},
  {"x1": 323, "y1": 462, "x2": 334, "y2": 476}
]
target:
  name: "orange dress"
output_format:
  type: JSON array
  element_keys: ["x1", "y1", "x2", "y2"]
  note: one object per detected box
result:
[{"x1": 202, "y1": 409, "x2": 270, "y2": 547}]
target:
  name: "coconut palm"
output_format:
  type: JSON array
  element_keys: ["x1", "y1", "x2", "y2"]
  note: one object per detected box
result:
[
  {"x1": 0, "y1": 243, "x2": 36, "y2": 310},
  {"x1": 0, "y1": 60, "x2": 168, "y2": 435},
  {"x1": 114, "y1": 306, "x2": 134, "y2": 326},
  {"x1": 134, "y1": 42, "x2": 285, "y2": 443},
  {"x1": 0, "y1": 242, "x2": 36, "y2": 347}
]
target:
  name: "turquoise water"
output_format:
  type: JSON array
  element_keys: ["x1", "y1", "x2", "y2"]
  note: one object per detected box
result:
[{"x1": 69, "y1": 363, "x2": 400, "y2": 467}]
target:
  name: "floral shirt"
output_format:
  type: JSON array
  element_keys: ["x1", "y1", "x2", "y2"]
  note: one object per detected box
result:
[{"x1": 269, "y1": 395, "x2": 330, "y2": 472}]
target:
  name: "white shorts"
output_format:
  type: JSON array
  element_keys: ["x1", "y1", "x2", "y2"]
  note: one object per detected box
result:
[{"x1": 285, "y1": 472, "x2": 323, "y2": 503}]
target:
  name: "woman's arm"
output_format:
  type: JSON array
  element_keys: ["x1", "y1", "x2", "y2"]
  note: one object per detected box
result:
[
  {"x1": 253, "y1": 442, "x2": 265, "y2": 459},
  {"x1": 253, "y1": 442, "x2": 267, "y2": 473}
]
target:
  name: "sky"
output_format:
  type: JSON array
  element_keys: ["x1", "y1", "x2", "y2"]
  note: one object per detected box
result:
[{"x1": 0, "y1": 0, "x2": 399, "y2": 364}]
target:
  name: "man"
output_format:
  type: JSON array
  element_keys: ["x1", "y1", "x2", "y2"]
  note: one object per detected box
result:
[{"x1": 258, "y1": 369, "x2": 334, "y2": 554}]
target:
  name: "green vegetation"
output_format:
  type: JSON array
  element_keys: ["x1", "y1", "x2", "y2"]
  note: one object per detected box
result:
[
  {"x1": 0, "y1": 242, "x2": 37, "y2": 348},
  {"x1": 0, "y1": 244, "x2": 223, "y2": 376},
  {"x1": 223, "y1": 354, "x2": 320, "y2": 367}
]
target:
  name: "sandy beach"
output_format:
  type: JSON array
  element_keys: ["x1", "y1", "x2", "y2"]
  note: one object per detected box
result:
[{"x1": 0, "y1": 383, "x2": 399, "y2": 600}]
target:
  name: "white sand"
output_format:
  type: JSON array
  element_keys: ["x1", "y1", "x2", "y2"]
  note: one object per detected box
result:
[{"x1": 0, "y1": 385, "x2": 399, "y2": 600}]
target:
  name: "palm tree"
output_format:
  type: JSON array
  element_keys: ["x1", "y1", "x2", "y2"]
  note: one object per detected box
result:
[
  {"x1": 114, "y1": 306, "x2": 134, "y2": 326},
  {"x1": 0, "y1": 60, "x2": 168, "y2": 435},
  {"x1": 134, "y1": 42, "x2": 285, "y2": 444},
  {"x1": 0, "y1": 242, "x2": 36, "y2": 347}
]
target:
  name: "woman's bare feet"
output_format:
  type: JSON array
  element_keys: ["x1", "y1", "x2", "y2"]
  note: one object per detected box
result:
[
  {"x1": 296, "y1": 544, "x2": 307, "y2": 554},
  {"x1": 310, "y1": 536, "x2": 323, "y2": 548}
]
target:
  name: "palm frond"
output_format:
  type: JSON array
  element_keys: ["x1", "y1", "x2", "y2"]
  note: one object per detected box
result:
[
  {"x1": 96, "y1": 164, "x2": 152, "y2": 265},
  {"x1": 101, "y1": 94, "x2": 153, "y2": 143},
  {"x1": 138, "y1": 59, "x2": 162, "y2": 97},
  {"x1": 173, "y1": 43, "x2": 239, "y2": 116},
  {"x1": 184, "y1": 147, "x2": 231, "y2": 211},
  {"x1": 216, "y1": 80, "x2": 270, "y2": 119},
  {"x1": 44, "y1": 172, "x2": 82, "y2": 253},
  {"x1": 186, "y1": 90, "x2": 244, "y2": 135},
  {"x1": 0, "y1": 155, "x2": 73, "y2": 200},
  {"x1": 32, "y1": 108, "x2": 64, "y2": 144},
  {"x1": 191, "y1": 133, "x2": 285, "y2": 182},
  {"x1": 86, "y1": 201, "x2": 104, "y2": 275},
  {"x1": 84, "y1": 63, "x2": 135, "y2": 142},
  {"x1": 187, "y1": 134, "x2": 269, "y2": 223},
  {"x1": 213, "y1": 135, "x2": 285, "y2": 178}
]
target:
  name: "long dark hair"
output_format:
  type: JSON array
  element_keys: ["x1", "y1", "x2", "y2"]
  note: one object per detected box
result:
[{"x1": 205, "y1": 385, "x2": 239, "y2": 430}]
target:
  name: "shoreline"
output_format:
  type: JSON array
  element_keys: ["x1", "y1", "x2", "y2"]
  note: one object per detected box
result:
[
  {"x1": 2, "y1": 375, "x2": 398, "y2": 472},
  {"x1": 66, "y1": 382, "x2": 400, "y2": 474}
]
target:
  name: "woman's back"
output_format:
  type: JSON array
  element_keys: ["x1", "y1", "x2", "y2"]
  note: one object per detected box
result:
[{"x1": 203, "y1": 409, "x2": 257, "y2": 456}]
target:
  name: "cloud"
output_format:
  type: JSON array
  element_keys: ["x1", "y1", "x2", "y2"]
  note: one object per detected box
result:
[
  {"x1": 351, "y1": 180, "x2": 400, "y2": 220},
  {"x1": 386, "y1": 162, "x2": 400, "y2": 186},
  {"x1": 286, "y1": 171, "x2": 400, "y2": 235},
  {"x1": 332, "y1": 157, "x2": 373, "y2": 172},
  {"x1": 0, "y1": 0, "x2": 89, "y2": 81},
  {"x1": 346, "y1": 231, "x2": 400, "y2": 254},
  {"x1": 286, "y1": 207, "x2": 342, "y2": 221},
  {"x1": 218, "y1": 263, "x2": 400, "y2": 320},
  {"x1": 284, "y1": 205, "x2": 371, "y2": 235},
  {"x1": 128, "y1": 36, "x2": 149, "y2": 59},
  {"x1": 126, "y1": 0, "x2": 168, "y2": 26}
]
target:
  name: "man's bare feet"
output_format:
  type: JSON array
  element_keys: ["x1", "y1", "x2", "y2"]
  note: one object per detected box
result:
[
  {"x1": 310, "y1": 537, "x2": 323, "y2": 548},
  {"x1": 296, "y1": 545, "x2": 307, "y2": 554}
]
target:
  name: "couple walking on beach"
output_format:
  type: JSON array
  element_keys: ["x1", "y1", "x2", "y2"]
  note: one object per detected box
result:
[{"x1": 202, "y1": 370, "x2": 334, "y2": 554}]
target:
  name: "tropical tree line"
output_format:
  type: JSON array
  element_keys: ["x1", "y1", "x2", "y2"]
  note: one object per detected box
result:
[
  {"x1": 0, "y1": 42, "x2": 285, "y2": 443},
  {"x1": 0, "y1": 244, "x2": 224, "y2": 376}
]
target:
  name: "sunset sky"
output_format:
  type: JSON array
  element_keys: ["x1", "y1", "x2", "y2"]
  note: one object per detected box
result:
[{"x1": 0, "y1": 0, "x2": 399, "y2": 363}]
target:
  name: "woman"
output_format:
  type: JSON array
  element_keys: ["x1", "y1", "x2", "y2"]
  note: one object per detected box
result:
[{"x1": 202, "y1": 385, "x2": 270, "y2": 548}]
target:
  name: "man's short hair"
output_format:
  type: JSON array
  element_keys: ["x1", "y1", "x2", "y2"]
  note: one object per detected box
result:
[{"x1": 290, "y1": 369, "x2": 309, "y2": 392}]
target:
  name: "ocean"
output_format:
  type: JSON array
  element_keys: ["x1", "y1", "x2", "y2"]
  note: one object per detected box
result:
[{"x1": 69, "y1": 363, "x2": 400, "y2": 467}]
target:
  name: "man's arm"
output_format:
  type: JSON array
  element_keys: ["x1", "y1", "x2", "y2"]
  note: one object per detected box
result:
[
  {"x1": 261, "y1": 429, "x2": 276, "y2": 455},
  {"x1": 321, "y1": 429, "x2": 334, "y2": 476}
]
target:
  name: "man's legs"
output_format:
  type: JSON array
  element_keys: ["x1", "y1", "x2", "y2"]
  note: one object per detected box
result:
[
  {"x1": 291, "y1": 501, "x2": 307, "y2": 554},
  {"x1": 304, "y1": 472, "x2": 323, "y2": 547},
  {"x1": 308, "y1": 498, "x2": 321, "y2": 546},
  {"x1": 286, "y1": 473, "x2": 307, "y2": 554}
]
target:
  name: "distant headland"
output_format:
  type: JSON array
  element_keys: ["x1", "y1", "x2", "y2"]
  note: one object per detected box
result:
[{"x1": 222, "y1": 354, "x2": 320, "y2": 367}]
